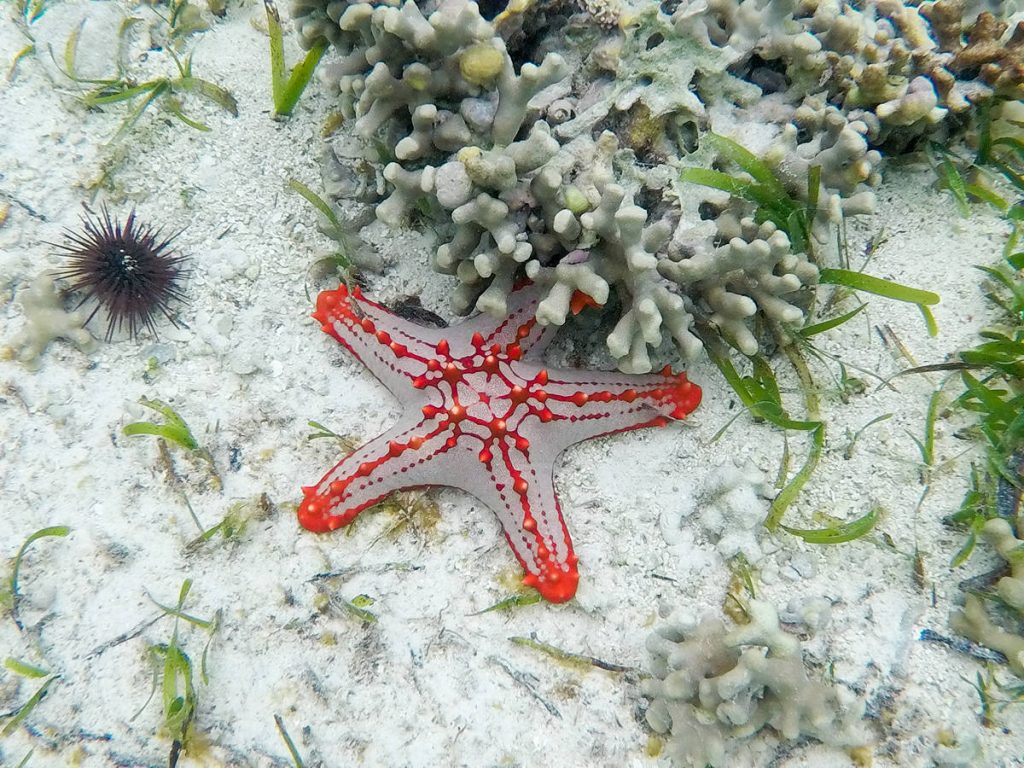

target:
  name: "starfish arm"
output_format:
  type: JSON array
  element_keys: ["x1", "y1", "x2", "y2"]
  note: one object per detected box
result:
[
  {"x1": 518, "y1": 366, "x2": 702, "y2": 450},
  {"x1": 312, "y1": 284, "x2": 447, "y2": 396},
  {"x1": 298, "y1": 414, "x2": 455, "y2": 532},
  {"x1": 460, "y1": 439, "x2": 580, "y2": 603}
]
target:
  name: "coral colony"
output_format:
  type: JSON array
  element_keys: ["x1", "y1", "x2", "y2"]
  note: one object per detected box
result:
[
  {"x1": 299, "y1": 282, "x2": 701, "y2": 602},
  {"x1": 644, "y1": 601, "x2": 869, "y2": 767},
  {"x1": 292, "y1": 0, "x2": 1023, "y2": 372}
]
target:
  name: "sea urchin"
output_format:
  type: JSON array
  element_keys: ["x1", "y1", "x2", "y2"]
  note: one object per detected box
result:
[{"x1": 54, "y1": 207, "x2": 189, "y2": 341}]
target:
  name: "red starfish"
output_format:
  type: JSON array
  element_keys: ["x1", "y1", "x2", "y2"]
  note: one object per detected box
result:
[{"x1": 299, "y1": 282, "x2": 701, "y2": 602}]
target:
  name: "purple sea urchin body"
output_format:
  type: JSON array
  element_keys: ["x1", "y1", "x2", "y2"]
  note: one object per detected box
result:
[{"x1": 54, "y1": 207, "x2": 189, "y2": 341}]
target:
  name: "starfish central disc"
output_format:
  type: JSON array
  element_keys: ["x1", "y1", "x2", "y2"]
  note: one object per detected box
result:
[{"x1": 299, "y1": 282, "x2": 701, "y2": 603}]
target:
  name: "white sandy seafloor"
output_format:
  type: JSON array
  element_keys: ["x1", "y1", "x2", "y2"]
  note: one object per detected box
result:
[{"x1": 1, "y1": 1, "x2": 1023, "y2": 767}]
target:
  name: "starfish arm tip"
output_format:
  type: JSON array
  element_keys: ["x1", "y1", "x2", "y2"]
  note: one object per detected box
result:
[
  {"x1": 668, "y1": 377, "x2": 702, "y2": 419},
  {"x1": 297, "y1": 490, "x2": 354, "y2": 532},
  {"x1": 523, "y1": 565, "x2": 580, "y2": 603}
]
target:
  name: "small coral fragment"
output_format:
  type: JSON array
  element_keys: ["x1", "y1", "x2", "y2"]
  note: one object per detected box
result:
[
  {"x1": 950, "y1": 519, "x2": 1024, "y2": 676},
  {"x1": 1, "y1": 274, "x2": 95, "y2": 370}
]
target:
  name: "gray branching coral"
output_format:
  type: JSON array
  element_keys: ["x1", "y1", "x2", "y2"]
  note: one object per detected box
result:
[
  {"x1": 292, "y1": 0, "x2": 1019, "y2": 370},
  {"x1": 642, "y1": 600, "x2": 869, "y2": 767}
]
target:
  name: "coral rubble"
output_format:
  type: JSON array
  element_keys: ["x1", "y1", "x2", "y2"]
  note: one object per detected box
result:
[
  {"x1": 292, "y1": 0, "x2": 1020, "y2": 370},
  {"x1": 642, "y1": 599, "x2": 869, "y2": 767}
]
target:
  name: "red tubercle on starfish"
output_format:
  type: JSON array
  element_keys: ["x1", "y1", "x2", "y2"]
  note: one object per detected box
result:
[{"x1": 299, "y1": 281, "x2": 701, "y2": 603}]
